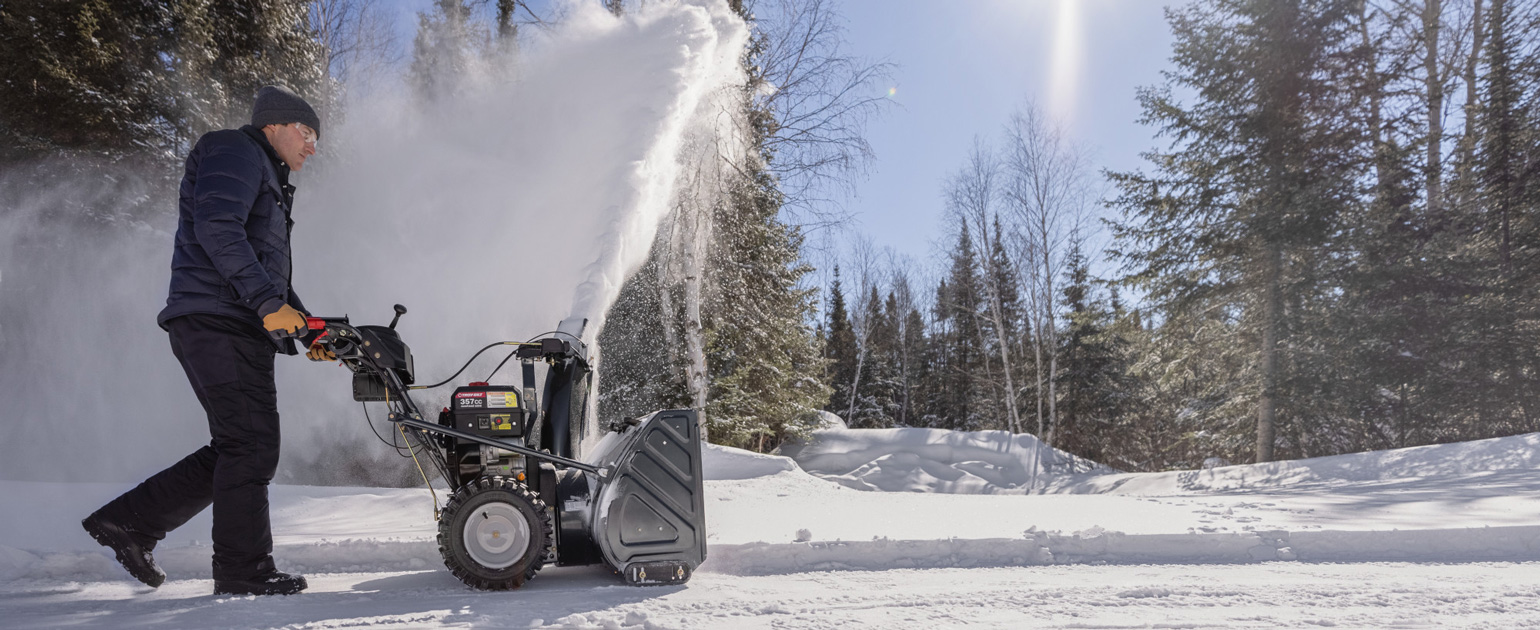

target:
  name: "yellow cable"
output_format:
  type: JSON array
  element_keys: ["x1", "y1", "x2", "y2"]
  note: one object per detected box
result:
[{"x1": 387, "y1": 387, "x2": 441, "y2": 521}]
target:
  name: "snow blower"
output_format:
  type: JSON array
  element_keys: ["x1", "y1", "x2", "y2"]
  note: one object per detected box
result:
[{"x1": 302, "y1": 307, "x2": 706, "y2": 590}]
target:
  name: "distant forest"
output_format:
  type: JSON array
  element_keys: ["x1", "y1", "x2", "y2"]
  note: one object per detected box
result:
[
  {"x1": 5, "y1": 0, "x2": 1539, "y2": 472},
  {"x1": 779, "y1": 0, "x2": 1540, "y2": 471}
]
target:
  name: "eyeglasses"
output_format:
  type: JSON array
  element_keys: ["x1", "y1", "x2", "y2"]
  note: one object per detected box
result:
[{"x1": 292, "y1": 123, "x2": 318, "y2": 147}]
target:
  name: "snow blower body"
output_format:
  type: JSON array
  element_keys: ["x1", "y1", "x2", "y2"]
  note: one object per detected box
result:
[{"x1": 302, "y1": 309, "x2": 706, "y2": 590}]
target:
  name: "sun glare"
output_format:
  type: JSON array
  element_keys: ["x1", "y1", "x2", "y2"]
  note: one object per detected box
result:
[{"x1": 1048, "y1": 0, "x2": 1083, "y2": 123}]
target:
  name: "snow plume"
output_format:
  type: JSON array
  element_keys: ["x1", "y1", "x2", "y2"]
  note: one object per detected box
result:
[{"x1": 0, "y1": 0, "x2": 748, "y2": 484}]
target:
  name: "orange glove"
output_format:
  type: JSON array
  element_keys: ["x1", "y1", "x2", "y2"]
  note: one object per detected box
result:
[
  {"x1": 262, "y1": 303, "x2": 306, "y2": 337},
  {"x1": 306, "y1": 342, "x2": 337, "y2": 362}
]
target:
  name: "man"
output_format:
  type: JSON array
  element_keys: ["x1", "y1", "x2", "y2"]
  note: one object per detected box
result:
[{"x1": 81, "y1": 85, "x2": 337, "y2": 596}]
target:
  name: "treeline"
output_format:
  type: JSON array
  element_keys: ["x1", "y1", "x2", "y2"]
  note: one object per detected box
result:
[{"x1": 814, "y1": 0, "x2": 1540, "y2": 471}]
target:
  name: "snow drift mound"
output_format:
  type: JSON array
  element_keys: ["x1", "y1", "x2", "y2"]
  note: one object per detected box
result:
[
  {"x1": 1038, "y1": 431, "x2": 1540, "y2": 495},
  {"x1": 779, "y1": 427, "x2": 1113, "y2": 494},
  {"x1": 702, "y1": 443, "x2": 800, "y2": 480}
]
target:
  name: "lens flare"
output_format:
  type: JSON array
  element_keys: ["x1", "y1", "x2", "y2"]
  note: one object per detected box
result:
[{"x1": 1048, "y1": 0, "x2": 1083, "y2": 123}]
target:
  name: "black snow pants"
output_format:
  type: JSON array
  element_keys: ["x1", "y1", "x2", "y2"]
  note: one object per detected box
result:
[{"x1": 96, "y1": 314, "x2": 282, "y2": 580}]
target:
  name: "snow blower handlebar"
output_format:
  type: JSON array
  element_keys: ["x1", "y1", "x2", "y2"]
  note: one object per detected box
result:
[{"x1": 301, "y1": 315, "x2": 600, "y2": 476}]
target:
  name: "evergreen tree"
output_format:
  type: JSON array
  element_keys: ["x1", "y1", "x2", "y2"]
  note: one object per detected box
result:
[
  {"x1": 1054, "y1": 242, "x2": 1132, "y2": 464},
  {"x1": 935, "y1": 223, "x2": 985, "y2": 431},
  {"x1": 174, "y1": 0, "x2": 328, "y2": 142},
  {"x1": 1109, "y1": 0, "x2": 1361, "y2": 462},
  {"x1": 597, "y1": 243, "x2": 690, "y2": 425},
  {"x1": 846, "y1": 287, "x2": 900, "y2": 427},
  {"x1": 0, "y1": 1, "x2": 180, "y2": 161},
  {"x1": 981, "y1": 215, "x2": 1025, "y2": 432},
  {"x1": 701, "y1": 0, "x2": 832, "y2": 451},
  {"x1": 898, "y1": 304, "x2": 930, "y2": 427},
  {"x1": 823, "y1": 267, "x2": 858, "y2": 418},
  {"x1": 1, "y1": 0, "x2": 324, "y2": 160}
]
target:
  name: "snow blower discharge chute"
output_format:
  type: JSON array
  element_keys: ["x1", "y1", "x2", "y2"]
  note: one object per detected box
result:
[{"x1": 302, "y1": 307, "x2": 706, "y2": 590}]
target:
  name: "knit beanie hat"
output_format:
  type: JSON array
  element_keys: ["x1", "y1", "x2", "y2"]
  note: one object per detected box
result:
[{"x1": 250, "y1": 85, "x2": 321, "y2": 138}]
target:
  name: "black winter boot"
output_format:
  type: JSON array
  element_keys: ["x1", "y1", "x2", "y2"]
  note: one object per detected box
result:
[
  {"x1": 214, "y1": 570, "x2": 308, "y2": 596},
  {"x1": 82, "y1": 511, "x2": 166, "y2": 588}
]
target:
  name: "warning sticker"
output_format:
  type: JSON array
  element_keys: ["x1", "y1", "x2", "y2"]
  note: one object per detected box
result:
[
  {"x1": 486, "y1": 391, "x2": 518, "y2": 408},
  {"x1": 490, "y1": 414, "x2": 513, "y2": 431}
]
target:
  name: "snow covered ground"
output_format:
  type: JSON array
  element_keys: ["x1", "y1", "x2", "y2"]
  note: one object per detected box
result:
[{"x1": 1, "y1": 429, "x2": 1538, "y2": 628}]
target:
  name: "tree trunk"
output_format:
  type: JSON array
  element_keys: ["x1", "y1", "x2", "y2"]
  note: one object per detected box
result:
[
  {"x1": 846, "y1": 342, "x2": 866, "y2": 424},
  {"x1": 1039, "y1": 220, "x2": 1058, "y2": 446},
  {"x1": 987, "y1": 298, "x2": 1021, "y2": 434},
  {"x1": 1256, "y1": 243, "x2": 1283, "y2": 463},
  {"x1": 1423, "y1": 0, "x2": 1445, "y2": 217},
  {"x1": 1358, "y1": 0, "x2": 1390, "y2": 193},
  {"x1": 657, "y1": 211, "x2": 682, "y2": 375},
  {"x1": 1459, "y1": 0, "x2": 1485, "y2": 169},
  {"x1": 681, "y1": 203, "x2": 710, "y2": 426},
  {"x1": 1032, "y1": 285, "x2": 1046, "y2": 438}
]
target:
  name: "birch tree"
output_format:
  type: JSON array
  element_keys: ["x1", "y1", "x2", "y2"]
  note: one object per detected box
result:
[{"x1": 1002, "y1": 104, "x2": 1092, "y2": 445}]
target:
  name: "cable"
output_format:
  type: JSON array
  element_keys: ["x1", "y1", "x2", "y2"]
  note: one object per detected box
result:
[
  {"x1": 483, "y1": 348, "x2": 520, "y2": 382},
  {"x1": 415, "y1": 331, "x2": 574, "y2": 390},
  {"x1": 408, "y1": 341, "x2": 522, "y2": 390},
  {"x1": 362, "y1": 401, "x2": 418, "y2": 458},
  {"x1": 401, "y1": 423, "x2": 441, "y2": 521},
  {"x1": 388, "y1": 386, "x2": 441, "y2": 521}
]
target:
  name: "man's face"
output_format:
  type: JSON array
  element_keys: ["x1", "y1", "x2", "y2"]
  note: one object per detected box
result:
[{"x1": 263, "y1": 122, "x2": 318, "y2": 171}]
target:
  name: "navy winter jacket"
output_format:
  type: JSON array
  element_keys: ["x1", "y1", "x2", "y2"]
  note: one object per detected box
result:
[{"x1": 158, "y1": 125, "x2": 308, "y2": 354}]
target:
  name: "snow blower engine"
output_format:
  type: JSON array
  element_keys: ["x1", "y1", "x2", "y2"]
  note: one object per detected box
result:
[{"x1": 302, "y1": 308, "x2": 706, "y2": 590}]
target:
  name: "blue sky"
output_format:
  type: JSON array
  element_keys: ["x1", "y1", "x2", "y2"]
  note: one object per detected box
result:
[{"x1": 836, "y1": 0, "x2": 1183, "y2": 268}]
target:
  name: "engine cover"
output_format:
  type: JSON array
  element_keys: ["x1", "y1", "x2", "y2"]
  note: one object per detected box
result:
[{"x1": 449, "y1": 385, "x2": 527, "y2": 437}]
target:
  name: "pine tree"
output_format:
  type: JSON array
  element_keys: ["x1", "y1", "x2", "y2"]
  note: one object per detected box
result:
[
  {"x1": 899, "y1": 304, "x2": 930, "y2": 427},
  {"x1": 846, "y1": 287, "x2": 900, "y2": 428},
  {"x1": 0, "y1": 1, "x2": 180, "y2": 161},
  {"x1": 936, "y1": 223, "x2": 985, "y2": 431},
  {"x1": 981, "y1": 215, "x2": 1025, "y2": 432},
  {"x1": 824, "y1": 267, "x2": 858, "y2": 418},
  {"x1": 1109, "y1": 0, "x2": 1361, "y2": 462},
  {"x1": 701, "y1": 1, "x2": 832, "y2": 451},
  {"x1": 175, "y1": 0, "x2": 328, "y2": 142},
  {"x1": 598, "y1": 243, "x2": 691, "y2": 424},
  {"x1": 1054, "y1": 242, "x2": 1132, "y2": 464}
]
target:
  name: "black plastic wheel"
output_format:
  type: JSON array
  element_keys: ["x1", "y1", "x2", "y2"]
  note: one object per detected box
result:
[{"x1": 437, "y1": 476, "x2": 553, "y2": 590}]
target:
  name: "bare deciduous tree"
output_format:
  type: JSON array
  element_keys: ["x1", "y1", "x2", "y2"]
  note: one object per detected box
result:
[
  {"x1": 842, "y1": 236, "x2": 880, "y2": 420},
  {"x1": 312, "y1": 0, "x2": 402, "y2": 98},
  {"x1": 1002, "y1": 104, "x2": 1093, "y2": 446},
  {"x1": 747, "y1": 0, "x2": 892, "y2": 228}
]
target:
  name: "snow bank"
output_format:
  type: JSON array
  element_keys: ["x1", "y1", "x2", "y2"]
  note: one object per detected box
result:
[
  {"x1": 779, "y1": 426, "x2": 1112, "y2": 493},
  {"x1": 1038, "y1": 431, "x2": 1540, "y2": 495},
  {"x1": 702, "y1": 443, "x2": 800, "y2": 480}
]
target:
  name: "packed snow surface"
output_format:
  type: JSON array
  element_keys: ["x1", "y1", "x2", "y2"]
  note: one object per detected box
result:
[{"x1": 3, "y1": 430, "x2": 1539, "y2": 628}]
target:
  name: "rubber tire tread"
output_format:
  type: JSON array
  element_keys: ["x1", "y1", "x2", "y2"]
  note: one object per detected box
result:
[{"x1": 437, "y1": 476, "x2": 554, "y2": 590}]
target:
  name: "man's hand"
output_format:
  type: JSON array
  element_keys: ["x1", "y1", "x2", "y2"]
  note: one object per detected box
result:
[
  {"x1": 306, "y1": 342, "x2": 337, "y2": 362},
  {"x1": 262, "y1": 303, "x2": 306, "y2": 337}
]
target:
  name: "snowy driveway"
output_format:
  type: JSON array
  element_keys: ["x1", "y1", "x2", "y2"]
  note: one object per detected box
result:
[{"x1": 2, "y1": 562, "x2": 1537, "y2": 629}]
